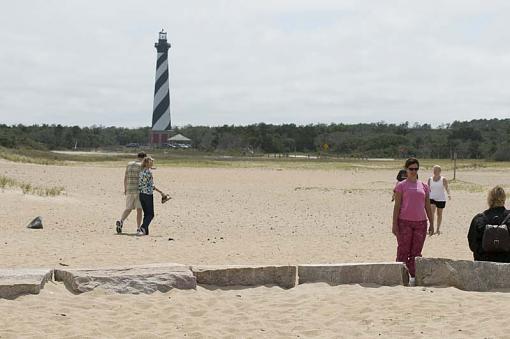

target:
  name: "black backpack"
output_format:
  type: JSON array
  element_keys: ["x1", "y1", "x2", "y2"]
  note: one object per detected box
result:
[{"x1": 482, "y1": 212, "x2": 510, "y2": 253}]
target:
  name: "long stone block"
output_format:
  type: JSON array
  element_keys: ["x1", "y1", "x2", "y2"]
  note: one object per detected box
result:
[
  {"x1": 416, "y1": 257, "x2": 510, "y2": 291},
  {"x1": 191, "y1": 265, "x2": 297, "y2": 289},
  {"x1": 54, "y1": 263, "x2": 196, "y2": 294},
  {"x1": 0, "y1": 268, "x2": 53, "y2": 299},
  {"x1": 298, "y1": 263, "x2": 409, "y2": 286}
]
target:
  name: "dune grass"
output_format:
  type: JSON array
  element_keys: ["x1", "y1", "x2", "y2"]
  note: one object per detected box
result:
[
  {"x1": 0, "y1": 148, "x2": 65, "y2": 165},
  {"x1": 0, "y1": 174, "x2": 65, "y2": 197},
  {"x1": 0, "y1": 147, "x2": 131, "y2": 165},
  {"x1": 449, "y1": 179, "x2": 487, "y2": 193},
  {"x1": 0, "y1": 175, "x2": 17, "y2": 189},
  {"x1": 156, "y1": 157, "x2": 510, "y2": 171},
  {"x1": 1, "y1": 147, "x2": 510, "y2": 171}
]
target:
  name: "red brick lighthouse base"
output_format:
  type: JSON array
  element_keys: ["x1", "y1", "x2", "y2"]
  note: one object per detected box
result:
[{"x1": 149, "y1": 131, "x2": 171, "y2": 145}]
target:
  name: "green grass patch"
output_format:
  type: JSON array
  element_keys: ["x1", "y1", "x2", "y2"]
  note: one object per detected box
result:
[
  {"x1": 0, "y1": 174, "x2": 65, "y2": 197},
  {"x1": 0, "y1": 147, "x2": 131, "y2": 165},
  {"x1": 0, "y1": 148, "x2": 65, "y2": 165},
  {"x1": 155, "y1": 157, "x2": 510, "y2": 171},
  {"x1": 0, "y1": 175, "x2": 17, "y2": 189},
  {"x1": 2, "y1": 147, "x2": 510, "y2": 171},
  {"x1": 449, "y1": 179, "x2": 486, "y2": 193}
]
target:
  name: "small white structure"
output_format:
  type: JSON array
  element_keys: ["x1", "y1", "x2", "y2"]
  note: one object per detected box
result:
[{"x1": 167, "y1": 134, "x2": 192, "y2": 148}]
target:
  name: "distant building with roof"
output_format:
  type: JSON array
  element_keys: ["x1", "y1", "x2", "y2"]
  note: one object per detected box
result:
[{"x1": 167, "y1": 134, "x2": 192, "y2": 148}]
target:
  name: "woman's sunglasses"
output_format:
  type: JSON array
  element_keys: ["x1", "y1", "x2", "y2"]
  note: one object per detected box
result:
[{"x1": 407, "y1": 167, "x2": 419, "y2": 172}]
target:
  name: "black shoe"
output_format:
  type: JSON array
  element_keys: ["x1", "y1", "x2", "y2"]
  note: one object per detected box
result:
[{"x1": 116, "y1": 220, "x2": 123, "y2": 234}]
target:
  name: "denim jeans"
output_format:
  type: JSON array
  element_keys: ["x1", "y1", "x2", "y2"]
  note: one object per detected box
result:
[{"x1": 139, "y1": 193, "x2": 154, "y2": 235}]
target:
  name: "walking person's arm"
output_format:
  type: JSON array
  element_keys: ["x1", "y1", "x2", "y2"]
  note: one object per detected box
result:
[
  {"x1": 443, "y1": 177, "x2": 451, "y2": 200},
  {"x1": 468, "y1": 214, "x2": 484, "y2": 259},
  {"x1": 124, "y1": 169, "x2": 128, "y2": 195},
  {"x1": 149, "y1": 171, "x2": 163, "y2": 195},
  {"x1": 392, "y1": 192, "x2": 402, "y2": 236},
  {"x1": 148, "y1": 169, "x2": 169, "y2": 201},
  {"x1": 149, "y1": 170, "x2": 156, "y2": 193},
  {"x1": 425, "y1": 194, "x2": 435, "y2": 236}
]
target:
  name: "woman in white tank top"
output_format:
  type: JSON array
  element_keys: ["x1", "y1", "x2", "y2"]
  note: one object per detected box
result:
[{"x1": 427, "y1": 165, "x2": 451, "y2": 235}]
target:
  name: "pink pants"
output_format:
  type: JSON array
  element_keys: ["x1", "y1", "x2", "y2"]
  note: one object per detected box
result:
[{"x1": 396, "y1": 219, "x2": 427, "y2": 277}]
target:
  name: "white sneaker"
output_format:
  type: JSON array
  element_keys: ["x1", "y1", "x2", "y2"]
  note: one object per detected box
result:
[
  {"x1": 136, "y1": 228, "x2": 146, "y2": 236},
  {"x1": 409, "y1": 277, "x2": 416, "y2": 287}
]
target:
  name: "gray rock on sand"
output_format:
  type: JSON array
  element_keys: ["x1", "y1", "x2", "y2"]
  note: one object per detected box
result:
[
  {"x1": 0, "y1": 269, "x2": 53, "y2": 299},
  {"x1": 26, "y1": 216, "x2": 43, "y2": 229},
  {"x1": 298, "y1": 262, "x2": 410, "y2": 286},
  {"x1": 416, "y1": 257, "x2": 510, "y2": 291},
  {"x1": 54, "y1": 263, "x2": 196, "y2": 294},
  {"x1": 191, "y1": 265, "x2": 298, "y2": 289}
]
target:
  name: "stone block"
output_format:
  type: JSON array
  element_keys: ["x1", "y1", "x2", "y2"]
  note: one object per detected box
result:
[
  {"x1": 191, "y1": 265, "x2": 297, "y2": 289},
  {"x1": 416, "y1": 257, "x2": 510, "y2": 291},
  {"x1": 0, "y1": 268, "x2": 53, "y2": 299},
  {"x1": 54, "y1": 263, "x2": 196, "y2": 294},
  {"x1": 298, "y1": 263, "x2": 409, "y2": 286}
]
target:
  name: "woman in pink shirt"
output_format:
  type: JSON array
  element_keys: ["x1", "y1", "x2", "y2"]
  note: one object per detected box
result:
[{"x1": 392, "y1": 158, "x2": 434, "y2": 286}]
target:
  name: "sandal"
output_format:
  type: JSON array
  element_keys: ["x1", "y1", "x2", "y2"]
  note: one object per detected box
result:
[{"x1": 161, "y1": 194, "x2": 171, "y2": 204}]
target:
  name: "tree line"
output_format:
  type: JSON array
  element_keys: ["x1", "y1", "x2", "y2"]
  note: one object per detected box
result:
[{"x1": 1, "y1": 119, "x2": 509, "y2": 160}]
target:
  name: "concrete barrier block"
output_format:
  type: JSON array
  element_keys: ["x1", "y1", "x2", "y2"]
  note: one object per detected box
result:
[
  {"x1": 416, "y1": 257, "x2": 510, "y2": 291},
  {"x1": 191, "y1": 265, "x2": 297, "y2": 289},
  {"x1": 0, "y1": 268, "x2": 53, "y2": 299},
  {"x1": 54, "y1": 263, "x2": 196, "y2": 294},
  {"x1": 298, "y1": 263, "x2": 409, "y2": 286}
]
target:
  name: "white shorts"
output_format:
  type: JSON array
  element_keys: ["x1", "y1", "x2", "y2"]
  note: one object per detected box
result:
[{"x1": 125, "y1": 193, "x2": 142, "y2": 210}]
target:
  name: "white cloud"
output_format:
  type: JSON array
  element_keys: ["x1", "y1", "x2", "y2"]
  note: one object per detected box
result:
[{"x1": 1, "y1": 0, "x2": 510, "y2": 127}]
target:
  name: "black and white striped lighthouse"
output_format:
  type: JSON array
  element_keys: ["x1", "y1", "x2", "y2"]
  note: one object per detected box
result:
[{"x1": 150, "y1": 29, "x2": 172, "y2": 145}]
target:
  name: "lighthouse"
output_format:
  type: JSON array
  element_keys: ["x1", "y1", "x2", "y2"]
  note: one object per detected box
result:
[{"x1": 150, "y1": 29, "x2": 172, "y2": 145}]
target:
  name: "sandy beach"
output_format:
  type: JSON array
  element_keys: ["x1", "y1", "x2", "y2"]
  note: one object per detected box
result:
[
  {"x1": 3, "y1": 282, "x2": 510, "y2": 338},
  {"x1": 1, "y1": 159, "x2": 510, "y2": 338}
]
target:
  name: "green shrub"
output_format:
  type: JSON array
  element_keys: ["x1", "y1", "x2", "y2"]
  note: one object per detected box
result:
[{"x1": 494, "y1": 145, "x2": 510, "y2": 161}]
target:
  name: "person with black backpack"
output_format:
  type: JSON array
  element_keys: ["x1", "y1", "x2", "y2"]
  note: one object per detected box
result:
[{"x1": 468, "y1": 186, "x2": 510, "y2": 262}]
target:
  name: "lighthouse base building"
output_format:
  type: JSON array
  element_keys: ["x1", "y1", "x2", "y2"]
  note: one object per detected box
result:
[
  {"x1": 150, "y1": 131, "x2": 171, "y2": 145},
  {"x1": 150, "y1": 30, "x2": 172, "y2": 145}
]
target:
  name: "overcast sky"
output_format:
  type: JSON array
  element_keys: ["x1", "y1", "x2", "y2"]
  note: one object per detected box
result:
[{"x1": 1, "y1": 1, "x2": 510, "y2": 127}]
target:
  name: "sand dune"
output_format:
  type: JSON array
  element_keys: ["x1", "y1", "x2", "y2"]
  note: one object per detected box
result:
[
  {"x1": 1, "y1": 159, "x2": 510, "y2": 337},
  {"x1": 2, "y1": 282, "x2": 510, "y2": 338},
  {"x1": 0, "y1": 160, "x2": 499, "y2": 268}
]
